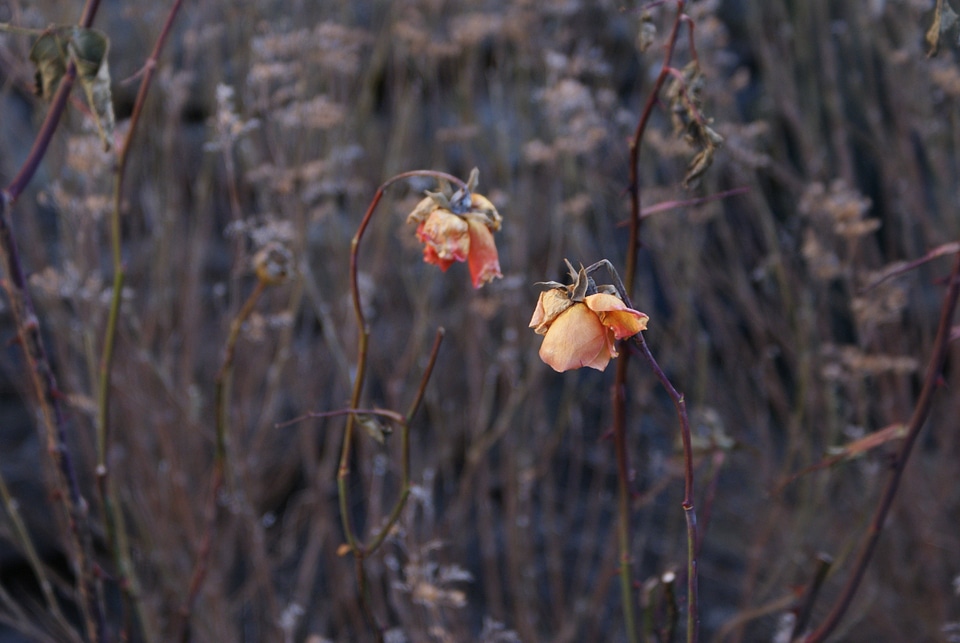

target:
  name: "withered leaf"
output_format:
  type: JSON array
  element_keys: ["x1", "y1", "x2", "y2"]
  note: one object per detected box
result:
[{"x1": 29, "y1": 27, "x2": 115, "y2": 151}]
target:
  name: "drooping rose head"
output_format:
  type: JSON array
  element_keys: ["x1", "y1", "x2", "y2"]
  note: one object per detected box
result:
[
  {"x1": 529, "y1": 262, "x2": 648, "y2": 372},
  {"x1": 407, "y1": 168, "x2": 502, "y2": 288}
]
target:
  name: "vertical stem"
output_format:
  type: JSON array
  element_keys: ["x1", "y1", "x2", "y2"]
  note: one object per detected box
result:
[
  {"x1": 94, "y1": 4, "x2": 184, "y2": 640},
  {"x1": 613, "y1": 357, "x2": 638, "y2": 643},
  {"x1": 0, "y1": 202, "x2": 105, "y2": 642},
  {"x1": 610, "y1": 2, "x2": 687, "y2": 630},
  {"x1": 625, "y1": 0, "x2": 686, "y2": 296},
  {"x1": 179, "y1": 280, "x2": 267, "y2": 639}
]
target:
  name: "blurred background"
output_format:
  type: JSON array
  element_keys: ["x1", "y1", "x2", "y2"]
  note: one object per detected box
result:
[{"x1": 1, "y1": 0, "x2": 959, "y2": 641}]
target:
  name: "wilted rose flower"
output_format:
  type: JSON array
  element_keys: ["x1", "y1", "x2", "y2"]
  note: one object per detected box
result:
[
  {"x1": 407, "y1": 168, "x2": 502, "y2": 288},
  {"x1": 529, "y1": 263, "x2": 648, "y2": 372}
]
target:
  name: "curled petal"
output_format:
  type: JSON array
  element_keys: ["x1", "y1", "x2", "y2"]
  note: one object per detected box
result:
[
  {"x1": 406, "y1": 195, "x2": 439, "y2": 225},
  {"x1": 584, "y1": 293, "x2": 649, "y2": 339},
  {"x1": 465, "y1": 217, "x2": 502, "y2": 288},
  {"x1": 419, "y1": 236, "x2": 455, "y2": 271},
  {"x1": 538, "y1": 303, "x2": 612, "y2": 372},
  {"x1": 468, "y1": 193, "x2": 502, "y2": 231},
  {"x1": 529, "y1": 289, "x2": 574, "y2": 335},
  {"x1": 417, "y1": 209, "x2": 469, "y2": 265}
]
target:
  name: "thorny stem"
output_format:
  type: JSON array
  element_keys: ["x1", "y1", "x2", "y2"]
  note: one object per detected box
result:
[
  {"x1": 0, "y1": 1, "x2": 106, "y2": 640},
  {"x1": 96, "y1": 2, "x2": 184, "y2": 641},
  {"x1": 179, "y1": 279, "x2": 268, "y2": 641},
  {"x1": 339, "y1": 171, "x2": 464, "y2": 637},
  {"x1": 617, "y1": 2, "x2": 699, "y2": 641},
  {"x1": 803, "y1": 251, "x2": 960, "y2": 642},
  {"x1": 612, "y1": 356, "x2": 638, "y2": 643},
  {"x1": 634, "y1": 332, "x2": 699, "y2": 642},
  {"x1": 625, "y1": 0, "x2": 686, "y2": 296}
]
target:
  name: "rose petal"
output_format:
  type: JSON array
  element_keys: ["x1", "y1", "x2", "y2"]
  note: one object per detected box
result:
[
  {"x1": 417, "y1": 209, "x2": 470, "y2": 263},
  {"x1": 584, "y1": 293, "x2": 649, "y2": 339},
  {"x1": 529, "y1": 289, "x2": 574, "y2": 334},
  {"x1": 465, "y1": 218, "x2": 502, "y2": 288},
  {"x1": 538, "y1": 303, "x2": 611, "y2": 372},
  {"x1": 420, "y1": 239, "x2": 455, "y2": 271}
]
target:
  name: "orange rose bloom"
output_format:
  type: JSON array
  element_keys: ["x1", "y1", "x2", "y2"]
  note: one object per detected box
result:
[
  {"x1": 529, "y1": 289, "x2": 648, "y2": 372},
  {"x1": 407, "y1": 171, "x2": 503, "y2": 289}
]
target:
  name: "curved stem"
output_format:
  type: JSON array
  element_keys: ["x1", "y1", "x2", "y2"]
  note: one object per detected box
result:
[
  {"x1": 179, "y1": 279, "x2": 267, "y2": 640},
  {"x1": 364, "y1": 327, "x2": 445, "y2": 555},
  {"x1": 339, "y1": 170, "x2": 464, "y2": 546},
  {"x1": 338, "y1": 171, "x2": 463, "y2": 636},
  {"x1": 633, "y1": 333, "x2": 699, "y2": 643},
  {"x1": 804, "y1": 251, "x2": 960, "y2": 642}
]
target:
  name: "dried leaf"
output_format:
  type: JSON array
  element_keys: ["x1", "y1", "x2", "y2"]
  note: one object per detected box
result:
[
  {"x1": 683, "y1": 145, "x2": 715, "y2": 188},
  {"x1": 356, "y1": 414, "x2": 391, "y2": 445},
  {"x1": 926, "y1": 0, "x2": 959, "y2": 57},
  {"x1": 68, "y1": 28, "x2": 115, "y2": 151},
  {"x1": 29, "y1": 27, "x2": 115, "y2": 150},
  {"x1": 29, "y1": 30, "x2": 68, "y2": 99},
  {"x1": 637, "y1": 11, "x2": 656, "y2": 53}
]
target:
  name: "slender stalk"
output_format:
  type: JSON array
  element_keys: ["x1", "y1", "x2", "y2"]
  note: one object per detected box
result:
[
  {"x1": 339, "y1": 170, "x2": 465, "y2": 548},
  {"x1": 625, "y1": 0, "x2": 685, "y2": 296},
  {"x1": 617, "y1": 3, "x2": 697, "y2": 641},
  {"x1": 612, "y1": 356, "x2": 638, "y2": 643},
  {"x1": 364, "y1": 327, "x2": 445, "y2": 554},
  {"x1": 179, "y1": 279, "x2": 267, "y2": 640},
  {"x1": 804, "y1": 251, "x2": 960, "y2": 642},
  {"x1": 633, "y1": 333, "x2": 699, "y2": 643},
  {"x1": 338, "y1": 171, "x2": 464, "y2": 637},
  {"x1": 0, "y1": 470, "x2": 79, "y2": 641},
  {"x1": 94, "y1": 3, "x2": 185, "y2": 641}
]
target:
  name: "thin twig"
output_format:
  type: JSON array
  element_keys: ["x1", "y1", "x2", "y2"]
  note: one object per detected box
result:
[
  {"x1": 339, "y1": 171, "x2": 464, "y2": 639},
  {"x1": 804, "y1": 251, "x2": 960, "y2": 642},
  {"x1": 617, "y1": 2, "x2": 697, "y2": 641},
  {"x1": 96, "y1": 3, "x2": 185, "y2": 641},
  {"x1": 179, "y1": 279, "x2": 267, "y2": 641}
]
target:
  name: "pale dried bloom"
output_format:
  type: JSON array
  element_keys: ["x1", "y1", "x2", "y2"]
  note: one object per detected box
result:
[
  {"x1": 310, "y1": 22, "x2": 373, "y2": 75},
  {"x1": 205, "y1": 83, "x2": 259, "y2": 152},
  {"x1": 275, "y1": 95, "x2": 346, "y2": 131},
  {"x1": 801, "y1": 229, "x2": 844, "y2": 281},
  {"x1": 852, "y1": 282, "x2": 908, "y2": 333},
  {"x1": 406, "y1": 169, "x2": 503, "y2": 288},
  {"x1": 799, "y1": 180, "x2": 875, "y2": 237},
  {"x1": 253, "y1": 241, "x2": 293, "y2": 285},
  {"x1": 393, "y1": 542, "x2": 473, "y2": 611},
  {"x1": 450, "y1": 13, "x2": 504, "y2": 47},
  {"x1": 821, "y1": 344, "x2": 919, "y2": 380}
]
